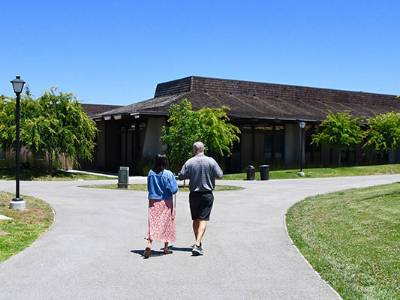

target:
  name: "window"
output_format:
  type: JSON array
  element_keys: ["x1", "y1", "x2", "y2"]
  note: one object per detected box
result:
[
  {"x1": 305, "y1": 125, "x2": 321, "y2": 165},
  {"x1": 263, "y1": 125, "x2": 285, "y2": 164},
  {"x1": 274, "y1": 126, "x2": 285, "y2": 160},
  {"x1": 264, "y1": 133, "x2": 273, "y2": 159},
  {"x1": 261, "y1": 126, "x2": 274, "y2": 162},
  {"x1": 0, "y1": 147, "x2": 5, "y2": 160}
]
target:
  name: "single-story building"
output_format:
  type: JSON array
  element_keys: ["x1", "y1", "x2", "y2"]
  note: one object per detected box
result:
[{"x1": 90, "y1": 76, "x2": 400, "y2": 174}]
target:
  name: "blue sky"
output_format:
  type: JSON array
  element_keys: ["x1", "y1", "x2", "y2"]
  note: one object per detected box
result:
[{"x1": 1, "y1": 1, "x2": 399, "y2": 105}]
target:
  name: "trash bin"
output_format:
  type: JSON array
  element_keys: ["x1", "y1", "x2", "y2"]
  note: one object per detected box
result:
[
  {"x1": 259, "y1": 165, "x2": 270, "y2": 180},
  {"x1": 118, "y1": 166, "x2": 129, "y2": 188},
  {"x1": 246, "y1": 165, "x2": 255, "y2": 180}
]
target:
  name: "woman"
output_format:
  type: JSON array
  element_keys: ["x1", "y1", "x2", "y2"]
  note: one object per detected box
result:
[{"x1": 144, "y1": 154, "x2": 178, "y2": 259}]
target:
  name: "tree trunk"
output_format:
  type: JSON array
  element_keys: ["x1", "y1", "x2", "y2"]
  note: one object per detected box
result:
[
  {"x1": 48, "y1": 153, "x2": 54, "y2": 174},
  {"x1": 48, "y1": 157, "x2": 52, "y2": 173},
  {"x1": 338, "y1": 150, "x2": 342, "y2": 167}
]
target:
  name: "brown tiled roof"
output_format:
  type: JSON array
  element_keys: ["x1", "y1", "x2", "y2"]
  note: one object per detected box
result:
[
  {"x1": 81, "y1": 103, "x2": 122, "y2": 117},
  {"x1": 98, "y1": 76, "x2": 400, "y2": 121}
]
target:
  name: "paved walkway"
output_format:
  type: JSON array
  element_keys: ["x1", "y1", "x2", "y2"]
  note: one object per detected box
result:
[{"x1": 1, "y1": 175, "x2": 399, "y2": 300}]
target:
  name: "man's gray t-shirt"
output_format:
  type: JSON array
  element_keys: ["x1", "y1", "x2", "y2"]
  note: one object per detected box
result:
[{"x1": 179, "y1": 154, "x2": 223, "y2": 192}]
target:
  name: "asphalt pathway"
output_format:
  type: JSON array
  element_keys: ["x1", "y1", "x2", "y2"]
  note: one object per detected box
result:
[{"x1": 1, "y1": 175, "x2": 399, "y2": 300}]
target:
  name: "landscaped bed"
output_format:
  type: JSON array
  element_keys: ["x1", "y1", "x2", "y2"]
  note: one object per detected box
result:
[
  {"x1": 286, "y1": 183, "x2": 400, "y2": 299},
  {"x1": 0, "y1": 192, "x2": 54, "y2": 262},
  {"x1": 81, "y1": 183, "x2": 244, "y2": 192},
  {"x1": 0, "y1": 169, "x2": 114, "y2": 181},
  {"x1": 223, "y1": 163, "x2": 400, "y2": 180}
]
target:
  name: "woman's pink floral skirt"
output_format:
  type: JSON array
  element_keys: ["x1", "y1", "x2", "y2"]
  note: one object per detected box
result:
[{"x1": 145, "y1": 199, "x2": 176, "y2": 243}]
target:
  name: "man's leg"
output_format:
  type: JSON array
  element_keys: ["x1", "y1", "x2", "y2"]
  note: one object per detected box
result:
[
  {"x1": 194, "y1": 192, "x2": 213, "y2": 247},
  {"x1": 190, "y1": 192, "x2": 199, "y2": 242},
  {"x1": 192, "y1": 219, "x2": 200, "y2": 241},
  {"x1": 195, "y1": 220, "x2": 207, "y2": 246}
]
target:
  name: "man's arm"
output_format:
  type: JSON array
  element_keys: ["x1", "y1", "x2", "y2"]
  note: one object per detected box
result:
[
  {"x1": 213, "y1": 160, "x2": 223, "y2": 179},
  {"x1": 178, "y1": 163, "x2": 189, "y2": 180}
]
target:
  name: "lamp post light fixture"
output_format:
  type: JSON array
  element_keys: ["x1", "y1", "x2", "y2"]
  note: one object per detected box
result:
[
  {"x1": 298, "y1": 121, "x2": 306, "y2": 177},
  {"x1": 9, "y1": 75, "x2": 26, "y2": 210}
]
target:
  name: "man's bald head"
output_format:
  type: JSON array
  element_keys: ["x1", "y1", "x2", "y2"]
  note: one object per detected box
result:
[{"x1": 193, "y1": 141, "x2": 205, "y2": 155}]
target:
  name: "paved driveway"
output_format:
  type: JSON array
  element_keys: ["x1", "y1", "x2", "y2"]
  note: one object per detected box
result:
[{"x1": 1, "y1": 175, "x2": 399, "y2": 300}]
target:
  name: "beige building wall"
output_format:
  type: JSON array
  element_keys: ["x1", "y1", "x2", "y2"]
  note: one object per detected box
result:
[
  {"x1": 142, "y1": 117, "x2": 167, "y2": 159},
  {"x1": 284, "y1": 123, "x2": 301, "y2": 168}
]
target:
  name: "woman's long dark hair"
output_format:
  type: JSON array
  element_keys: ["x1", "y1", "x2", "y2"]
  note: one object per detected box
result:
[{"x1": 153, "y1": 154, "x2": 168, "y2": 173}]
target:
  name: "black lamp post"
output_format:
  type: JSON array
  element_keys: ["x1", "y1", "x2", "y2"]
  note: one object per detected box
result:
[
  {"x1": 298, "y1": 121, "x2": 306, "y2": 177},
  {"x1": 9, "y1": 75, "x2": 26, "y2": 210}
]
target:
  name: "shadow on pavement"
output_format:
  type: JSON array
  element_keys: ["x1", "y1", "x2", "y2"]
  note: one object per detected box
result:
[
  {"x1": 130, "y1": 246, "x2": 192, "y2": 258},
  {"x1": 170, "y1": 246, "x2": 192, "y2": 252},
  {"x1": 130, "y1": 249, "x2": 164, "y2": 258}
]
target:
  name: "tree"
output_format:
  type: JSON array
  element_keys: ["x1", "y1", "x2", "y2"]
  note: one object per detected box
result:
[
  {"x1": 0, "y1": 96, "x2": 17, "y2": 150},
  {"x1": 312, "y1": 111, "x2": 365, "y2": 166},
  {"x1": 0, "y1": 94, "x2": 36, "y2": 151},
  {"x1": 365, "y1": 112, "x2": 400, "y2": 154},
  {"x1": 160, "y1": 100, "x2": 198, "y2": 171},
  {"x1": 197, "y1": 107, "x2": 241, "y2": 157},
  {"x1": 0, "y1": 89, "x2": 97, "y2": 171},
  {"x1": 161, "y1": 99, "x2": 240, "y2": 172},
  {"x1": 26, "y1": 89, "x2": 97, "y2": 170}
]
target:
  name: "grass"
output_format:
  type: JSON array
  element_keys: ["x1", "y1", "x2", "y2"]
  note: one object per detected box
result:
[
  {"x1": 81, "y1": 183, "x2": 244, "y2": 192},
  {"x1": 223, "y1": 164, "x2": 400, "y2": 180},
  {"x1": 286, "y1": 183, "x2": 400, "y2": 299},
  {"x1": 0, "y1": 168, "x2": 114, "y2": 181},
  {"x1": 0, "y1": 192, "x2": 54, "y2": 262}
]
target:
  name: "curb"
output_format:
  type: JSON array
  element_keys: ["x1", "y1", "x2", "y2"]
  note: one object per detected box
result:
[
  {"x1": 0, "y1": 195, "x2": 56, "y2": 265},
  {"x1": 283, "y1": 213, "x2": 343, "y2": 300}
]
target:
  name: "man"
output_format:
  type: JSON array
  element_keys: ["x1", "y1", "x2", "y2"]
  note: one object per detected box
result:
[{"x1": 179, "y1": 141, "x2": 223, "y2": 256}]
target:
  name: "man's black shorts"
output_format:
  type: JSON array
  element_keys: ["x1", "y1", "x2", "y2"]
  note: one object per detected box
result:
[{"x1": 189, "y1": 191, "x2": 214, "y2": 221}]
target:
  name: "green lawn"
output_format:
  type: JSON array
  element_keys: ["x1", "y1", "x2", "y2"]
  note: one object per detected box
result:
[
  {"x1": 0, "y1": 169, "x2": 114, "y2": 181},
  {"x1": 286, "y1": 183, "x2": 400, "y2": 299},
  {"x1": 223, "y1": 164, "x2": 400, "y2": 180},
  {"x1": 81, "y1": 183, "x2": 244, "y2": 192},
  {"x1": 0, "y1": 192, "x2": 54, "y2": 262}
]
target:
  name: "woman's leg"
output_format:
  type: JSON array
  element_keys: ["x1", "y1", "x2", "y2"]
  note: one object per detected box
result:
[
  {"x1": 144, "y1": 200, "x2": 154, "y2": 258},
  {"x1": 164, "y1": 242, "x2": 172, "y2": 254},
  {"x1": 144, "y1": 239, "x2": 152, "y2": 258}
]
